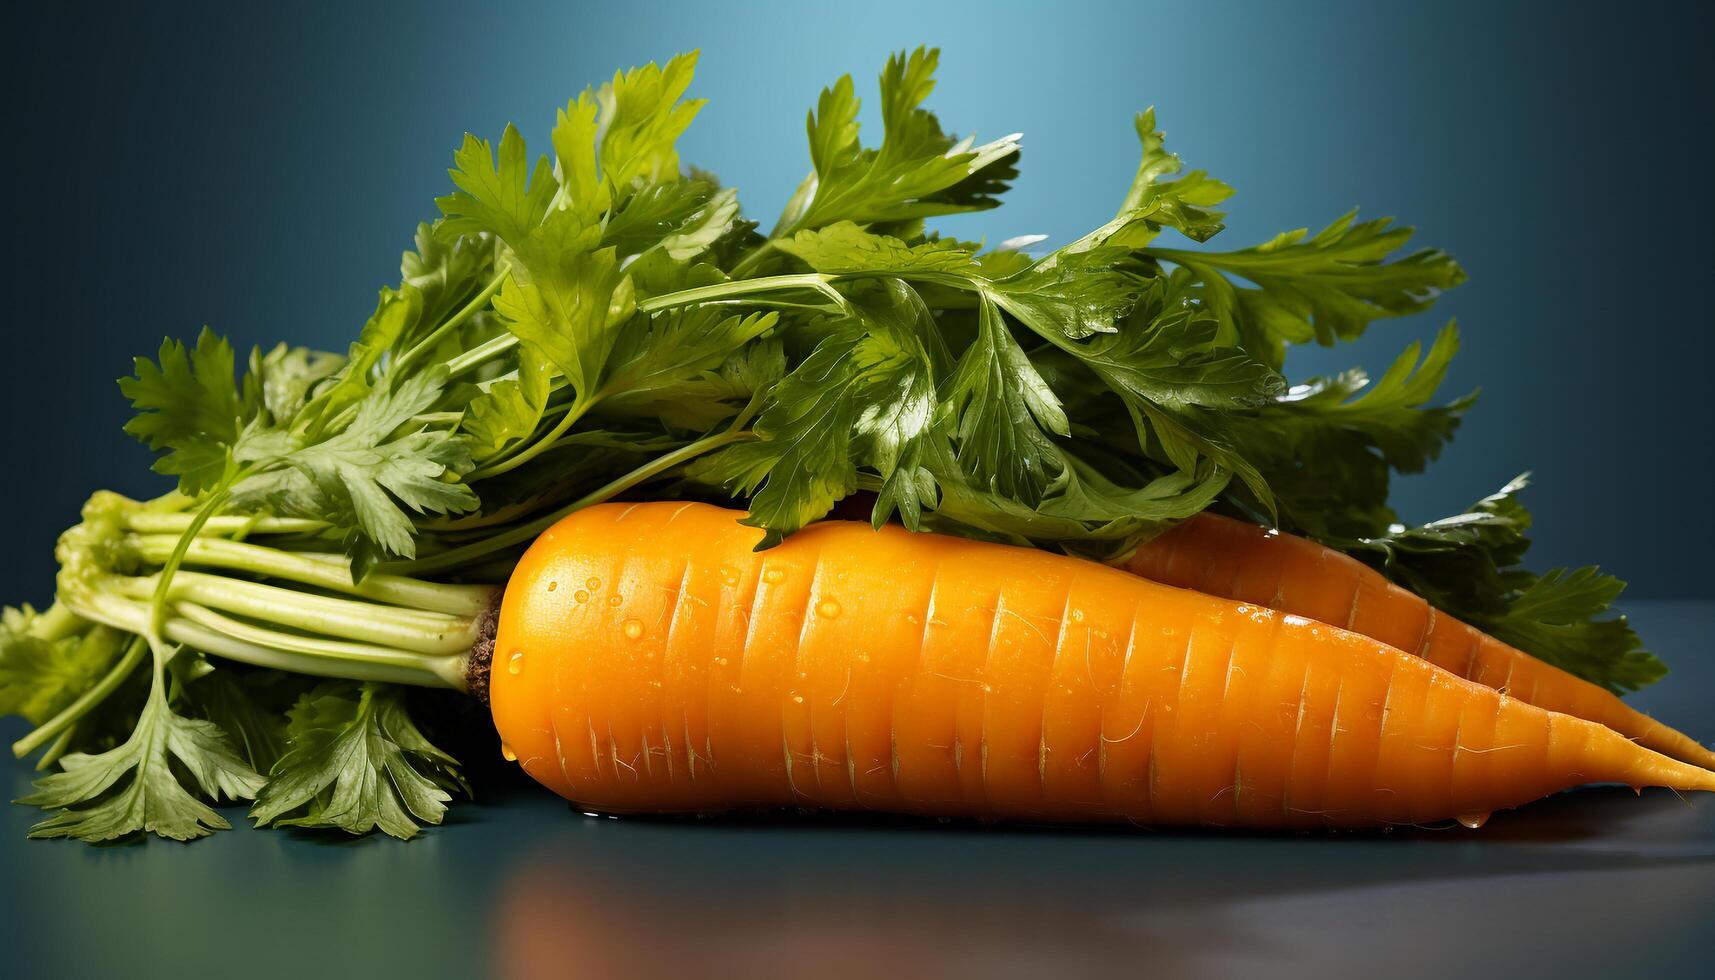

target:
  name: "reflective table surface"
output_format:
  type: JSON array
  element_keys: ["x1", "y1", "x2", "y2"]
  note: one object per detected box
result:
[{"x1": 5, "y1": 601, "x2": 1712, "y2": 979}]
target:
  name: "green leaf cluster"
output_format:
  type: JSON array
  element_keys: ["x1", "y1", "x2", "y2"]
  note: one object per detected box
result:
[
  {"x1": 252, "y1": 681, "x2": 467, "y2": 839},
  {"x1": 1335, "y1": 476, "x2": 1662, "y2": 693}
]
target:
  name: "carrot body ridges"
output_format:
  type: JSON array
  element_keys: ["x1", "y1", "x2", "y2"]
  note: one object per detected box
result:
[
  {"x1": 1121, "y1": 512, "x2": 1715, "y2": 770},
  {"x1": 489, "y1": 503, "x2": 1714, "y2": 829}
]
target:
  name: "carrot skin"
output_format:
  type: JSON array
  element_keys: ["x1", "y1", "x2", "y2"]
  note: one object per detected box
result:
[
  {"x1": 490, "y1": 503, "x2": 1715, "y2": 829},
  {"x1": 1122, "y1": 511, "x2": 1715, "y2": 770}
]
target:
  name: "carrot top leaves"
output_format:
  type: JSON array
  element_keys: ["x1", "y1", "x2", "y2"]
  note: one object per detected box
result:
[
  {"x1": 22, "y1": 663, "x2": 266, "y2": 842},
  {"x1": 251, "y1": 681, "x2": 467, "y2": 839},
  {"x1": 776, "y1": 47, "x2": 1020, "y2": 238},
  {"x1": 1338, "y1": 476, "x2": 1662, "y2": 694},
  {"x1": 1, "y1": 47, "x2": 1654, "y2": 843}
]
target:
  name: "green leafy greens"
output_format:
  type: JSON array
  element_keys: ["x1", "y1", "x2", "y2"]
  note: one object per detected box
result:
[{"x1": 0, "y1": 47, "x2": 1653, "y2": 843}]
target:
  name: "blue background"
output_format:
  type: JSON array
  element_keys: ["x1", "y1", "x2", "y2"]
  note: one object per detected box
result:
[{"x1": 4, "y1": 0, "x2": 1709, "y2": 598}]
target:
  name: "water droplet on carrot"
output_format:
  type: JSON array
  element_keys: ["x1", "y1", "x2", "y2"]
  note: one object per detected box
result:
[
  {"x1": 816, "y1": 599, "x2": 842, "y2": 619},
  {"x1": 1070, "y1": 609, "x2": 1085, "y2": 623},
  {"x1": 719, "y1": 567, "x2": 739, "y2": 586},
  {"x1": 546, "y1": 581, "x2": 558, "y2": 592},
  {"x1": 586, "y1": 577, "x2": 602, "y2": 590},
  {"x1": 607, "y1": 594, "x2": 623, "y2": 607},
  {"x1": 762, "y1": 568, "x2": 785, "y2": 584},
  {"x1": 1456, "y1": 811, "x2": 1490, "y2": 829},
  {"x1": 792, "y1": 695, "x2": 804, "y2": 704},
  {"x1": 622, "y1": 619, "x2": 644, "y2": 640},
  {"x1": 574, "y1": 589, "x2": 590, "y2": 603},
  {"x1": 501, "y1": 743, "x2": 517, "y2": 762},
  {"x1": 507, "y1": 650, "x2": 525, "y2": 675}
]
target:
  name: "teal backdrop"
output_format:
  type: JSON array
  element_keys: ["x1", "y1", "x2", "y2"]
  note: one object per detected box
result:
[{"x1": 4, "y1": 0, "x2": 1709, "y2": 596}]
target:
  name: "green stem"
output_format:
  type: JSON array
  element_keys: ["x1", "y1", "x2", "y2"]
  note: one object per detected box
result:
[
  {"x1": 62, "y1": 593, "x2": 462, "y2": 689},
  {"x1": 35, "y1": 725, "x2": 76, "y2": 770},
  {"x1": 125, "y1": 534, "x2": 496, "y2": 616},
  {"x1": 466, "y1": 395, "x2": 599, "y2": 481},
  {"x1": 636, "y1": 273, "x2": 842, "y2": 313},
  {"x1": 111, "y1": 573, "x2": 480, "y2": 656},
  {"x1": 147, "y1": 478, "x2": 238, "y2": 655},
  {"x1": 172, "y1": 602, "x2": 466, "y2": 682},
  {"x1": 11, "y1": 635, "x2": 147, "y2": 759},
  {"x1": 392, "y1": 266, "x2": 510, "y2": 377},
  {"x1": 446, "y1": 333, "x2": 519, "y2": 377},
  {"x1": 124, "y1": 512, "x2": 328, "y2": 537},
  {"x1": 1145, "y1": 246, "x2": 1361, "y2": 277},
  {"x1": 384, "y1": 426, "x2": 756, "y2": 576}
]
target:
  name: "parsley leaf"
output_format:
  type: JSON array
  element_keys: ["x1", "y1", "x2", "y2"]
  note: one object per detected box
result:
[
  {"x1": 551, "y1": 52, "x2": 707, "y2": 228},
  {"x1": 987, "y1": 247, "x2": 1151, "y2": 340},
  {"x1": 250, "y1": 681, "x2": 467, "y2": 839},
  {"x1": 597, "y1": 308, "x2": 779, "y2": 428},
  {"x1": 119, "y1": 328, "x2": 245, "y2": 494},
  {"x1": 402, "y1": 220, "x2": 494, "y2": 327},
  {"x1": 493, "y1": 231, "x2": 627, "y2": 402},
  {"x1": 183, "y1": 666, "x2": 305, "y2": 773},
  {"x1": 247, "y1": 343, "x2": 345, "y2": 428},
  {"x1": 924, "y1": 443, "x2": 1227, "y2": 554},
  {"x1": 1224, "y1": 321, "x2": 1471, "y2": 539},
  {"x1": 1336, "y1": 476, "x2": 1662, "y2": 693},
  {"x1": 602, "y1": 180, "x2": 734, "y2": 258},
  {"x1": 1149, "y1": 211, "x2": 1466, "y2": 369},
  {"x1": 234, "y1": 368, "x2": 478, "y2": 557},
  {"x1": 774, "y1": 47, "x2": 1020, "y2": 236},
  {"x1": 592, "y1": 51, "x2": 706, "y2": 196},
  {"x1": 460, "y1": 344, "x2": 552, "y2": 461},
  {"x1": 437, "y1": 124, "x2": 556, "y2": 246},
  {"x1": 1084, "y1": 107, "x2": 1232, "y2": 250},
  {"x1": 940, "y1": 294, "x2": 1068, "y2": 502},
  {"x1": 22, "y1": 666, "x2": 265, "y2": 842},
  {"x1": 694, "y1": 282, "x2": 939, "y2": 542},
  {"x1": 778, "y1": 221, "x2": 980, "y2": 279}
]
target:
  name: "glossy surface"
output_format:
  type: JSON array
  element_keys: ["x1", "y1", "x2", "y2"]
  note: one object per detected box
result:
[
  {"x1": 3, "y1": 602, "x2": 1711, "y2": 979},
  {"x1": 1127, "y1": 512, "x2": 1715, "y2": 767},
  {"x1": 492, "y1": 504, "x2": 1710, "y2": 828}
]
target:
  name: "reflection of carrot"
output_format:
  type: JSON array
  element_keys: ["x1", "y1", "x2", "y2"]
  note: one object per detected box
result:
[
  {"x1": 1121, "y1": 511, "x2": 1715, "y2": 769},
  {"x1": 490, "y1": 502, "x2": 1714, "y2": 829}
]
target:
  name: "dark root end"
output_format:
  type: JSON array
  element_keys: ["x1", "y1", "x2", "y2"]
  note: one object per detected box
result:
[{"x1": 465, "y1": 594, "x2": 502, "y2": 705}]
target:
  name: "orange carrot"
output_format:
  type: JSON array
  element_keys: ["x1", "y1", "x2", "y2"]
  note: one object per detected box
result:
[
  {"x1": 1120, "y1": 511, "x2": 1715, "y2": 770},
  {"x1": 489, "y1": 502, "x2": 1714, "y2": 829}
]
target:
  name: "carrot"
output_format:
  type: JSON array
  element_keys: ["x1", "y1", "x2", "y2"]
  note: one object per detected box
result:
[
  {"x1": 489, "y1": 502, "x2": 1715, "y2": 829},
  {"x1": 1120, "y1": 511, "x2": 1715, "y2": 770}
]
